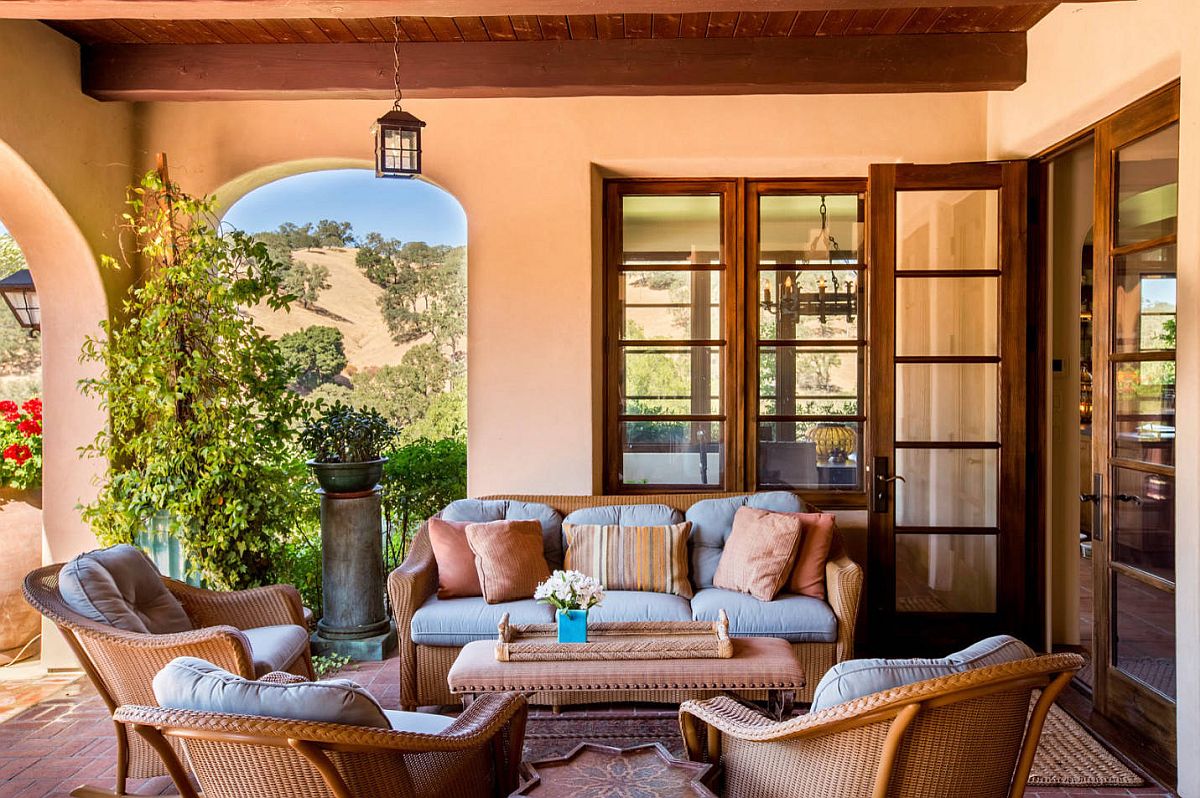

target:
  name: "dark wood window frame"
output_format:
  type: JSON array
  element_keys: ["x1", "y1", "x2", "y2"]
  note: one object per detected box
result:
[{"x1": 603, "y1": 177, "x2": 870, "y2": 506}]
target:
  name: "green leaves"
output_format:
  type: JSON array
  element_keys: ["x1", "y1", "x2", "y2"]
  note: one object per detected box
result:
[
  {"x1": 79, "y1": 170, "x2": 312, "y2": 590},
  {"x1": 300, "y1": 401, "x2": 397, "y2": 463}
]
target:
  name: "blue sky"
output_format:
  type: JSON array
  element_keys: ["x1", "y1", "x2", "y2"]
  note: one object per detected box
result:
[{"x1": 221, "y1": 169, "x2": 467, "y2": 246}]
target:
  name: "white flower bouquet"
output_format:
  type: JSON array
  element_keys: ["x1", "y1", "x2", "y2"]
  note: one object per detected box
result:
[{"x1": 534, "y1": 569, "x2": 605, "y2": 613}]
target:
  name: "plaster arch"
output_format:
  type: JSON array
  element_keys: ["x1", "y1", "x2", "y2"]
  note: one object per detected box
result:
[{"x1": 0, "y1": 137, "x2": 110, "y2": 565}]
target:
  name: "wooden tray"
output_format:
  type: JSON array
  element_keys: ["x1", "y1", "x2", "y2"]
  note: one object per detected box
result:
[{"x1": 494, "y1": 609, "x2": 732, "y2": 661}]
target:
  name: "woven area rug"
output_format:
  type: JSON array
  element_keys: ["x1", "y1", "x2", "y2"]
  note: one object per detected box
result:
[{"x1": 524, "y1": 700, "x2": 1143, "y2": 788}]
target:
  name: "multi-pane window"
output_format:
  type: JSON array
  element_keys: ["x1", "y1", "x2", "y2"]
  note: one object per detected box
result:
[
  {"x1": 603, "y1": 179, "x2": 866, "y2": 501},
  {"x1": 605, "y1": 183, "x2": 736, "y2": 492},
  {"x1": 749, "y1": 183, "x2": 866, "y2": 495}
]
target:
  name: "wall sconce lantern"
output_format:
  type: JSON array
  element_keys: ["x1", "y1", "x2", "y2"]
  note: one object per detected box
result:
[
  {"x1": 0, "y1": 269, "x2": 40, "y2": 335},
  {"x1": 374, "y1": 17, "x2": 425, "y2": 179}
]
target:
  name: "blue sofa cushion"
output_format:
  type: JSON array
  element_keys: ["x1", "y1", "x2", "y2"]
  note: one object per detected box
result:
[
  {"x1": 561, "y1": 504, "x2": 683, "y2": 554},
  {"x1": 410, "y1": 595, "x2": 554, "y2": 646},
  {"x1": 690, "y1": 587, "x2": 836, "y2": 644},
  {"x1": 810, "y1": 635, "x2": 1036, "y2": 711},
  {"x1": 441, "y1": 499, "x2": 565, "y2": 570},
  {"x1": 585, "y1": 590, "x2": 693, "y2": 624},
  {"x1": 686, "y1": 492, "x2": 806, "y2": 589}
]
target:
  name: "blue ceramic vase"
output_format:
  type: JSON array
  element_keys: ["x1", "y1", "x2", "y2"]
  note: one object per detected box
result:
[{"x1": 556, "y1": 609, "x2": 588, "y2": 643}]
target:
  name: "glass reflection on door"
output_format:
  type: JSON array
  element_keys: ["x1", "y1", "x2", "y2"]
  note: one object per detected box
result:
[
  {"x1": 1106, "y1": 122, "x2": 1178, "y2": 701},
  {"x1": 893, "y1": 189, "x2": 1002, "y2": 614}
]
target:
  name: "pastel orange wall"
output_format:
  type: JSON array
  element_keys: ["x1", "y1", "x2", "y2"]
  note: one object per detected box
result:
[
  {"x1": 0, "y1": 20, "x2": 136, "y2": 665},
  {"x1": 135, "y1": 93, "x2": 990, "y2": 501}
]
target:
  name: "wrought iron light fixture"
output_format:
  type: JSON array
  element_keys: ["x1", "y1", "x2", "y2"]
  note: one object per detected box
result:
[
  {"x1": 374, "y1": 17, "x2": 425, "y2": 179},
  {"x1": 761, "y1": 196, "x2": 857, "y2": 324},
  {"x1": 0, "y1": 268, "x2": 40, "y2": 335}
]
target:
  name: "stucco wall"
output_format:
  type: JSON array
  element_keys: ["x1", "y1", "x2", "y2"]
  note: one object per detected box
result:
[
  {"x1": 0, "y1": 20, "x2": 136, "y2": 665},
  {"x1": 135, "y1": 92, "x2": 990, "y2": 500}
]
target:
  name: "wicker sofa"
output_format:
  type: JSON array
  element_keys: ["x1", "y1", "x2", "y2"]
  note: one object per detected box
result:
[{"x1": 388, "y1": 492, "x2": 863, "y2": 709}]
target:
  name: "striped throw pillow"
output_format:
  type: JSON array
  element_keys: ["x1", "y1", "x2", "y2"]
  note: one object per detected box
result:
[{"x1": 563, "y1": 522, "x2": 693, "y2": 599}]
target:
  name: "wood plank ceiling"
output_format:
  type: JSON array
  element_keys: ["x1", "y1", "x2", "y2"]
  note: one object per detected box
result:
[{"x1": 48, "y1": 5, "x2": 1058, "y2": 44}]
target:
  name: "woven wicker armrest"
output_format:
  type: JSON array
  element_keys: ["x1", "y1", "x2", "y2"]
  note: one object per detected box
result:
[
  {"x1": 166, "y1": 580, "x2": 307, "y2": 631},
  {"x1": 113, "y1": 691, "x2": 528, "y2": 753},
  {"x1": 681, "y1": 653, "x2": 1085, "y2": 749},
  {"x1": 824, "y1": 552, "x2": 863, "y2": 662},
  {"x1": 79, "y1": 625, "x2": 258, "y2": 708},
  {"x1": 388, "y1": 524, "x2": 438, "y2": 710}
]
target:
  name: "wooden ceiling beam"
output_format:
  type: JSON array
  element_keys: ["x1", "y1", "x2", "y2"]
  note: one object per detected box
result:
[
  {"x1": 80, "y1": 33, "x2": 1027, "y2": 100},
  {"x1": 0, "y1": 0, "x2": 1117, "y2": 21}
]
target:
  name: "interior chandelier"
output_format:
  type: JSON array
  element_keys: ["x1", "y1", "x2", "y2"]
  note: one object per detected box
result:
[{"x1": 373, "y1": 17, "x2": 426, "y2": 178}]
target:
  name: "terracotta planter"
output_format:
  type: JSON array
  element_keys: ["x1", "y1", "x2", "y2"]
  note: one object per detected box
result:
[{"x1": 0, "y1": 487, "x2": 42, "y2": 663}]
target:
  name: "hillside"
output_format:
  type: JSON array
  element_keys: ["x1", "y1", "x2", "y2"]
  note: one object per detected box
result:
[{"x1": 249, "y1": 247, "x2": 430, "y2": 372}]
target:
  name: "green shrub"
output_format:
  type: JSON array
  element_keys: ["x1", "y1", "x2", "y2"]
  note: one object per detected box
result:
[
  {"x1": 382, "y1": 437, "x2": 467, "y2": 570},
  {"x1": 80, "y1": 170, "x2": 310, "y2": 591}
]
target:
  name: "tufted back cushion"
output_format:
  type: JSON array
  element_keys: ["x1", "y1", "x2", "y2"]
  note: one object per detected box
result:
[
  {"x1": 153, "y1": 657, "x2": 390, "y2": 728},
  {"x1": 685, "y1": 492, "x2": 807, "y2": 589},
  {"x1": 441, "y1": 499, "x2": 565, "y2": 569},
  {"x1": 59, "y1": 544, "x2": 193, "y2": 635}
]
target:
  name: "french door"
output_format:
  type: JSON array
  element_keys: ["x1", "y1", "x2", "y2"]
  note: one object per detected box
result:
[
  {"x1": 1088, "y1": 86, "x2": 1179, "y2": 760},
  {"x1": 867, "y1": 161, "x2": 1032, "y2": 654}
]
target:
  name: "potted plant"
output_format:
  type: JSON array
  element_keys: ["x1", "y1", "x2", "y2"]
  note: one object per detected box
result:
[
  {"x1": 301, "y1": 402, "x2": 398, "y2": 494},
  {"x1": 0, "y1": 397, "x2": 42, "y2": 664},
  {"x1": 535, "y1": 569, "x2": 605, "y2": 644}
]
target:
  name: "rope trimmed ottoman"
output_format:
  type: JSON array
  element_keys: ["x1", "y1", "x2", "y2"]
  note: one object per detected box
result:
[{"x1": 448, "y1": 636, "x2": 804, "y2": 719}]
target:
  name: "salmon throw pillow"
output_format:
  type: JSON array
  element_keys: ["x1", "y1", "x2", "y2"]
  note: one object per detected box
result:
[
  {"x1": 465, "y1": 520, "x2": 552, "y2": 604},
  {"x1": 712, "y1": 507, "x2": 804, "y2": 602},
  {"x1": 427, "y1": 518, "x2": 482, "y2": 599},
  {"x1": 784, "y1": 512, "x2": 837, "y2": 599}
]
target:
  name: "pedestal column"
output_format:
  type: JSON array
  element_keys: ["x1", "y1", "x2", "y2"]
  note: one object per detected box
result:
[{"x1": 310, "y1": 487, "x2": 397, "y2": 660}]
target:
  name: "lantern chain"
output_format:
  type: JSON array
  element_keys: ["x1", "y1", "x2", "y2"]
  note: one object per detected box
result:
[{"x1": 392, "y1": 16, "x2": 403, "y2": 111}]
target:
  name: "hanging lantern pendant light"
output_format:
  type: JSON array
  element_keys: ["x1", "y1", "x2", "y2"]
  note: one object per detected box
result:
[{"x1": 374, "y1": 17, "x2": 426, "y2": 178}]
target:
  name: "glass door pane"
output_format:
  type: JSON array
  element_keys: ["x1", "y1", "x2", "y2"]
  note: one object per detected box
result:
[
  {"x1": 1090, "y1": 89, "x2": 1180, "y2": 758},
  {"x1": 892, "y1": 182, "x2": 1003, "y2": 616}
]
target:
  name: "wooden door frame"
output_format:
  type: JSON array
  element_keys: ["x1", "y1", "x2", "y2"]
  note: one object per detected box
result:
[
  {"x1": 1090, "y1": 83, "x2": 1180, "y2": 761},
  {"x1": 866, "y1": 160, "x2": 1032, "y2": 655}
]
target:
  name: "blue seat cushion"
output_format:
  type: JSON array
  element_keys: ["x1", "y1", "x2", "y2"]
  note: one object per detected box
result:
[
  {"x1": 441, "y1": 499, "x2": 565, "y2": 570},
  {"x1": 410, "y1": 595, "x2": 554, "y2": 646},
  {"x1": 686, "y1": 492, "x2": 806, "y2": 589},
  {"x1": 561, "y1": 504, "x2": 683, "y2": 555},
  {"x1": 690, "y1": 587, "x2": 836, "y2": 644},
  {"x1": 585, "y1": 591, "x2": 693, "y2": 624},
  {"x1": 810, "y1": 635, "x2": 1036, "y2": 711}
]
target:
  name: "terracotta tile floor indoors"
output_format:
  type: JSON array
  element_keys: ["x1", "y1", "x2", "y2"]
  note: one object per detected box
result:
[{"x1": 0, "y1": 654, "x2": 1177, "y2": 798}]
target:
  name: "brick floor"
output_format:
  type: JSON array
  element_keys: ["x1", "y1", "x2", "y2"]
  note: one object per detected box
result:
[{"x1": 0, "y1": 655, "x2": 1176, "y2": 797}]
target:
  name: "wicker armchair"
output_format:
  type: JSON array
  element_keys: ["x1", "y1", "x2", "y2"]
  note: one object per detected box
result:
[
  {"x1": 23, "y1": 563, "x2": 314, "y2": 797},
  {"x1": 679, "y1": 652, "x2": 1084, "y2": 798},
  {"x1": 112, "y1": 691, "x2": 528, "y2": 798}
]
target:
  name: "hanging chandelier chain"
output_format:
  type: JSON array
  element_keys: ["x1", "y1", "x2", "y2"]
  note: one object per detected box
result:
[{"x1": 392, "y1": 16, "x2": 403, "y2": 110}]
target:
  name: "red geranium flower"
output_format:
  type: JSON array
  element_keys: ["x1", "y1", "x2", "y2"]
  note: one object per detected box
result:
[
  {"x1": 21, "y1": 398, "x2": 41, "y2": 421},
  {"x1": 3, "y1": 444, "x2": 32, "y2": 465},
  {"x1": 17, "y1": 418, "x2": 41, "y2": 437},
  {"x1": 0, "y1": 400, "x2": 17, "y2": 422}
]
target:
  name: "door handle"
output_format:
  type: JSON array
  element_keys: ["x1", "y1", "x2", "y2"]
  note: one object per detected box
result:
[
  {"x1": 872, "y1": 456, "x2": 903, "y2": 513},
  {"x1": 1090, "y1": 473, "x2": 1103, "y2": 542},
  {"x1": 1116, "y1": 493, "x2": 1143, "y2": 505}
]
